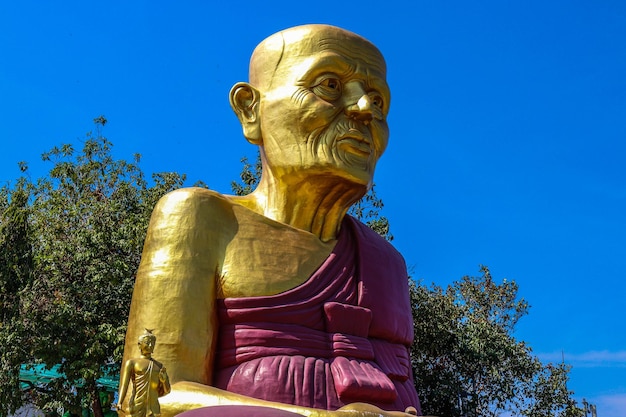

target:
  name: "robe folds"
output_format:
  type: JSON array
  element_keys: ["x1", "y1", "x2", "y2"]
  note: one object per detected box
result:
[
  {"x1": 214, "y1": 216, "x2": 421, "y2": 414},
  {"x1": 128, "y1": 359, "x2": 165, "y2": 417}
]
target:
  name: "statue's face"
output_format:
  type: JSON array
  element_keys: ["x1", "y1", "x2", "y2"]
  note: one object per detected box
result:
[
  {"x1": 138, "y1": 336, "x2": 155, "y2": 355},
  {"x1": 257, "y1": 27, "x2": 390, "y2": 187}
]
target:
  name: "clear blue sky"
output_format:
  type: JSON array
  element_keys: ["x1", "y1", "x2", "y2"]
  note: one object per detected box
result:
[{"x1": 1, "y1": 1, "x2": 624, "y2": 415}]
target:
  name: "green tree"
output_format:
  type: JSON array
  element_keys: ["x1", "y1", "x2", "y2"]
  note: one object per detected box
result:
[
  {"x1": 231, "y1": 154, "x2": 263, "y2": 197},
  {"x1": 0, "y1": 178, "x2": 34, "y2": 415},
  {"x1": 521, "y1": 362, "x2": 583, "y2": 417},
  {"x1": 0, "y1": 117, "x2": 186, "y2": 417},
  {"x1": 411, "y1": 266, "x2": 583, "y2": 417}
]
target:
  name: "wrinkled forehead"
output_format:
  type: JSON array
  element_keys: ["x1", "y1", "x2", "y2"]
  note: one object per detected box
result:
[{"x1": 250, "y1": 25, "x2": 386, "y2": 89}]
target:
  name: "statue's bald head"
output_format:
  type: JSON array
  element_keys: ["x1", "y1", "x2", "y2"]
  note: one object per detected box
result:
[
  {"x1": 230, "y1": 24, "x2": 390, "y2": 191},
  {"x1": 249, "y1": 25, "x2": 386, "y2": 91}
]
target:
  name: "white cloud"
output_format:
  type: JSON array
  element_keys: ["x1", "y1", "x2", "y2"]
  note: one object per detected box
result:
[
  {"x1": 537, "y1": 350, "x2": 626, "y2": 368},
  {"x1": 585, "y1": 393, "x2": 626, "y2": 417}
]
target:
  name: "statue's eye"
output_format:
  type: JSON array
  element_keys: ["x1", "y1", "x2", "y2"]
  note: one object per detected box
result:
[
  {"x1": 312, "y1": 77, "x2": 342, "y2": 101},
  {"x1": 321, "y1": 78, "x2": 341, "y2": 90},
  {"x1": 370, "y1": 94, "x2": 384, "y2": 110}
]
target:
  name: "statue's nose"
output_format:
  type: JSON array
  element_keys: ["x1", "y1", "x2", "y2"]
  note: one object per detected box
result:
[{"x1": 345, "y1": 95, "x2": 374, "y2": 123}]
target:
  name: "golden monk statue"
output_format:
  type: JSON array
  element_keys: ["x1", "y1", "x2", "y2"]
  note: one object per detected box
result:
[
  {"x1": 120, "y1": 24, "x2": 423, "y2": 417},
  {"x1": 118, "y1": 330, "x2": 171, "y2": 417}
]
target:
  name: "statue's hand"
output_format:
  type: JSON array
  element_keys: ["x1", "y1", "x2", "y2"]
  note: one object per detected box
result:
[
  {"x1": 336, "y1": 403, "x2": 419, "y2": 416},
  {"x1": 159, "y1": 366, "x2": 167, "y2": 382}
]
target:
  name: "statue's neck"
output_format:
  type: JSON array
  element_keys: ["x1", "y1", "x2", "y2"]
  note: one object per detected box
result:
[{"x1": 240, "y1": 173, "x2": 366, "y2": 242}]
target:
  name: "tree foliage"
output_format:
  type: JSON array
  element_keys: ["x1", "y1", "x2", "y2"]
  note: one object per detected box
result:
[
  {"x1": 0, "y1": 117, "x2": 185, "y2": 417},
  {"x1": 411, "y1": 267, "x2": 583, "y2": 417},
  {"x1": 231, "y1": 154, "x2": 263, "y2": 197},
  {"x1": 0, "y1": 179, "x2": 34, "y2": 415}
]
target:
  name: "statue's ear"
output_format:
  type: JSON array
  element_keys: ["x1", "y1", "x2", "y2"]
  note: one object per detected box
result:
[{"x1": 229, "y1": 82, "x2": 262, "y2": 145}]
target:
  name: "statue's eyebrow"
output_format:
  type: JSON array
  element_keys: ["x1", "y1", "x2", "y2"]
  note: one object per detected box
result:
[
  {"x1": 298, "y1": 53, "x2": 355, "y2": 82},
  {"x1": 367, "y1": 76, "x2": 391, "y2": 102}
]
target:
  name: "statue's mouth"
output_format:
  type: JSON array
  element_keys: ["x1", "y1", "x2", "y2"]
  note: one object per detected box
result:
[{"x1": 337, "y1": 130, "x2": 372, "y2": 156}]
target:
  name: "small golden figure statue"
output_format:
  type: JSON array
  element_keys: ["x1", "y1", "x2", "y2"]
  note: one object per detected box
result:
[{"x1": 117, "y1": 329, "x2": 171, "y2": 417}]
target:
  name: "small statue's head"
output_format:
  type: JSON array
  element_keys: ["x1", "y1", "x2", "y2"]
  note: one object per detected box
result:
[
  {"x1": 230, "y1": 24, "x2": 389, "y2": 190},
  {"x1": 137, "y1": 328, "x2": 156, "y2": 355}
]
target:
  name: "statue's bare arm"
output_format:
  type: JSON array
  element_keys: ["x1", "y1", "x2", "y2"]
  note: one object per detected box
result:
[
  {"x1": 116, "y1": 359, "x2": 134, "y2": 410},
  {"x1": 122, "y1": 188, "x2": 233, "y2": 385}
]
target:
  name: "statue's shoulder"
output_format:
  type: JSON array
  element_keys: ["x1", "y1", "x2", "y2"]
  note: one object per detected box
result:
[
  {"x1": 154, "y1": 187, "x2": 235, "y2": 214},
  {"x1": 346, "y1": 216, "x2": 407, "y2": 274},
  {"x1": 157, "y1": 186, "x2": 230, "y2": 204},
  {"x1": 150, "y1": 187, "x2": 237, "y2": 231},
  {"x1": 151, "y1": 359, "x2": 165, "y2": 369}
]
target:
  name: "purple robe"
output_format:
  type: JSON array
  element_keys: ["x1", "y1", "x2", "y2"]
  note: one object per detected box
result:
[{"x1": 214, "y1": 217, "x2": 421, "y2": 414}]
